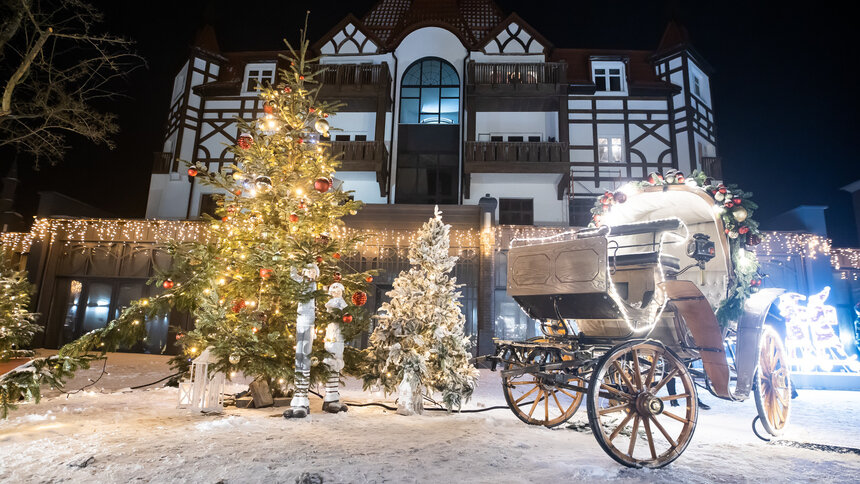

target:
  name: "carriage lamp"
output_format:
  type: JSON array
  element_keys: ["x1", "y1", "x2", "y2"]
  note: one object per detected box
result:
[{"x1": 687, "y1": 233, "x2": 716, "y2": 268}]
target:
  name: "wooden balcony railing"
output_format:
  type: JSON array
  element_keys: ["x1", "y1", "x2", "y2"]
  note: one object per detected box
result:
[
  {"x1": 467, "y1": 62, "x2": 567, "y2": 86},
  {"x1": 152, "y1": 152, "x2": 172, "y2": 174},
  {"x1": 311, "y1": 63, "x2": 390, "y2": 89},
  {"x1": 465, "y1": 141, "x2": 570, "y2": 164},
  {"x1": 329, "y1": 140, "x2": 388, "y2": 170},
  {"x1": 701, "y1": 156, "x2": 723, "y2": 179}
]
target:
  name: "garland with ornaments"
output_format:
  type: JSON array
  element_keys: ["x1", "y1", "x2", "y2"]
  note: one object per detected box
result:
[{"x1": 590, "y1": 169, "x2": 764, "y2": 327}]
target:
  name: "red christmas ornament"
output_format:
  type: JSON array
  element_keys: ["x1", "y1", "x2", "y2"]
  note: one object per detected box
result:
[
  {"x1": 297, "y1": 138, "x2": 304, "y2": 144},
  {"x1": 725, "y1": 201, "x2": 734, "y2": 208},
  {"x1": 187, "y1": 167, "x2": 198, "y2": 177},
  {"x1": 739, "y1": 226, "x2": 750, "y2": 234},
  {"x1": 163, "y1": 279, "x2": 175, "y2": 289},
  {"x1": 263, "y1": 104, "x2": 274, "y2": 114},
  {"x1": 309, "y1": 107, "x2": 315, "y2": 113},
  {"x1": 299, "y1": 75, "x2": 305, "y2": 80},
  {"x1": 323, "y1": 113, "x2": 329, "y2": 118},
  {"x1": 259, "y1": 268, "x2": 273, "y2": 279},
  {"x1": 175, "y1": 333, "x2": 184, "y2": 341},
  {"x1": 237, "y1": 135, "x2": 253, "y2": 150},
  {"x1": 351, "y1": 291, "x2": 367, "y2": 306},
  {"x1": 314, "y1": 178, "x2": 331, "y2": 192},
  {"x1": 342, "y1": 314, "x2": 353, "y2": 323},
  {"x1": 332, "y1": 252, "x2": 341, "y2": 260},
  {"x1": 284, "y1": 86, "x2": 292, "y2": 93},
  {"x1": 718, "y1": 186, "x2": 727, "y2": 194},
  {"x1": 232, "y1": 299, "x2": 246, "y2": 313},
  {"x1": 648, "y1": 173, "x2": 663, "y2": 184},
  {"x1": 733, "y1": 198, "x2": 742, "y2": 205},
  {"x1": 289, "y1": 213, "x2": 299, "y2": 223},
  {"x1": 333, "y1": 272, "x2": 342, "y2": 282},
  {"x1": 676, "y1": 172, "x2": 686, "y2": 183},
  {"x1": 365, "y1": 276, "x2": 373, "y2": 283},
  {"x1": 316, "y1": 256, "x2": 323, "y2": 263},
  {"x1": 222, "y1": 216, "x2": 229, "y2": 222},
  {"x1": 233, "y1": 189, "x2": 242, "y2": 196}
]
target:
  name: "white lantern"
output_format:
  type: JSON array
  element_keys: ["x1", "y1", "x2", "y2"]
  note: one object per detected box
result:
[{"x1": 177, "y1": 346, "x2": 225, "y2": 413}]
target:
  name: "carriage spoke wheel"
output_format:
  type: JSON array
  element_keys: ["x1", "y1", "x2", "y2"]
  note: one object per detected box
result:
[
  {"x1": 502, "y1": 346, "x2": 584, "y2": 428},
  {"x1": 754, "y1": 326, "x2": 792, "y2": 436},
  {"x1": 587, "y1": 341, "x2": 698, "y2": 468}
]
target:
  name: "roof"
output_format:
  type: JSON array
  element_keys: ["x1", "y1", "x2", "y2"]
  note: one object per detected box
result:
[
  {"x1": 551, "y1": 49, "x2": 658, "y2": 82},
  {"x1": 361, "y1": 0, "x2": 505, "y2": 50}
]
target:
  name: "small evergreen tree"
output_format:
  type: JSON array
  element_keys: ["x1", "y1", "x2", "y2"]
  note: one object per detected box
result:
[
  {"x1": 363, "y1": 207, "x2": 479, "y2": 414},
  {"x1": 0, "y1": 265, "x2": 39, "y2": 362}
]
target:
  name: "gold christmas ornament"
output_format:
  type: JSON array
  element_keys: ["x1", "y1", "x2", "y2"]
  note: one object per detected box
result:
[
  {"x1": 314, "y1": 118, "x2": 330, "y2": 135},
  {"x1": 732, "y1": 206, "x2": 748, "y2": 222},
  {"x1": 229, "y1": 353, "x2": 240, "y2": 364}
]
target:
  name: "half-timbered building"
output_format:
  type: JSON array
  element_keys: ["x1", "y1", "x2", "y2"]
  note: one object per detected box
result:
[{"x1": 146, "y1": 1, "x2": 720, "y2": 226}]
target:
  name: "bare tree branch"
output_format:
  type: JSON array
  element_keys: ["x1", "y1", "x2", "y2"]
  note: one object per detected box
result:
[{"x1": 0, "y1": 0, "x2": 145, "y2": 167}]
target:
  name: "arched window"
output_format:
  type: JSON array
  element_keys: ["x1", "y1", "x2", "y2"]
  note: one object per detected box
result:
[{"x1": 399, "y1": 58, "x2": 459, "y2": 125}]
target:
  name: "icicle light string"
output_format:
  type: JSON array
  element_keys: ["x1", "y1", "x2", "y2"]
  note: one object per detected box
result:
[{"x1": 6, "y1": 219, "x2": 860, "y2": 271}]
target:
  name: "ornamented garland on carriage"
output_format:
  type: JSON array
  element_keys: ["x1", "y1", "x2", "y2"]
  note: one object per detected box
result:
[{"x1": 589, "y1": 169, "x2": 764, "y2": 328}]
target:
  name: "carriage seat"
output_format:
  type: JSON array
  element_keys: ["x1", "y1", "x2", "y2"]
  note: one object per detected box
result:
[{"x1": 609, "y1": 251, "x2": 680, "y2": 271}]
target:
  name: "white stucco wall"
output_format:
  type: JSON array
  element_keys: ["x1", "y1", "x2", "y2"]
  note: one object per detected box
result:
[
  {"x1": 464, "y1": 173, "x2": 567, "y2": 225},
  {"x1": 475, "y1": 111, "x2": 558, "y2": 141}
]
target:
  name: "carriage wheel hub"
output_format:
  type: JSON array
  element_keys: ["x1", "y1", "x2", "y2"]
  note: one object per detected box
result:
[{"x1": 636, "y1": 392, "x2": 664, "y2": 416}]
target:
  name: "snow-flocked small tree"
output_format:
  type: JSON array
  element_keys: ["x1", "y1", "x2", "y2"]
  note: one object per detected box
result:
[
  {"x1": 363, "y1": 207, "x2": 479, "y2": 414},
  {"x1": 0, "y1": 264, "x2": 39, "y2": 362}
]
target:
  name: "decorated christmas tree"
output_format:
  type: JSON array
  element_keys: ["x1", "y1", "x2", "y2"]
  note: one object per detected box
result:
[
  {"x1": 0, "y1": 26, "x2": 374, "y2": 419},
  {"x1": 363, "y1": 207, "x2": 479, "y2": 414},
  {"x1": 163, "y1": 28, "x2": 374, "y2": 416},
  {"x1": 0, "y1": 265, "x2": 39, "y2": 362}
]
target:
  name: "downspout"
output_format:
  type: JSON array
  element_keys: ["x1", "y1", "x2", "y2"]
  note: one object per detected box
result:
[
  {"x1": 386, "y1": 52, "x2": 398, "y2": 204},
  {"x1": 185, "y1": 173, "x2": 196, "y2": 220},
  {"x1": 460, "y1": 52, "x2": 471, "y2": 205}
]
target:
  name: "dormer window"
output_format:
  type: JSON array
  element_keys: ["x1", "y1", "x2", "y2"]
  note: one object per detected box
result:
[
  {"x1": 592, "y1": 61, "x2": 626, "y2": 93},
  {"x1": 243, "y1": 63, "x2": 276, "y2": 95}
]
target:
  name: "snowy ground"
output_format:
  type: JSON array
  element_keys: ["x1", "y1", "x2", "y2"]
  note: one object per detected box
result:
[{"x1": 1, "y1": 353, "x2": 859, "y2": 483}]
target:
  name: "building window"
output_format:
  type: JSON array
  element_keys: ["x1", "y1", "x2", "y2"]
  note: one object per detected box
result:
[
  {"x1": 592, "y1": 61, "x2": 625, "y2": 92},
  {"x1": 243, "y1": 63, "x2": 275, "y2": 94},
  {"x1": 692, "y1": 75, "x2": 702, "y2": 97},
  {"x1": 399, "y1": 58, "x2": 460, "y2": 125},
  {"x1": 499, "y1": 198, "x2": 534, "y2": 225},
  {"x1": 598, "y1": 136, "x2": 624, "y2": 162},
  {"x1": 199, "y1": 194, "x2": 219, "y2": 219},
  {"x1": 570, "y1": 197, "x2": 598, "y2": 227}
]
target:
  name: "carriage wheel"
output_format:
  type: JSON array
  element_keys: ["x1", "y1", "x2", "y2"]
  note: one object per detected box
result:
[
  {"x1": 587, "y1": 340, "x2": 698, "y2": 468},
  {"x1": 754, "y1": 326, "x2": 792, "y2": 436},
  {"x1": 502, "y1": 347, "x2": 584, "y2": 428}
]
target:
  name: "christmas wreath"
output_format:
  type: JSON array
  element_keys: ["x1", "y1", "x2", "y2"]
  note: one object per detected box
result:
[{"x1": 590, "y1": 169, "x2": 764, "y2": 328}]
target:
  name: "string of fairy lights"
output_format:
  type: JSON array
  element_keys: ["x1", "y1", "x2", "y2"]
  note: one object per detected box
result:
[{"x1": 3, "y1": 218, "x2": 860, "y2": 275}]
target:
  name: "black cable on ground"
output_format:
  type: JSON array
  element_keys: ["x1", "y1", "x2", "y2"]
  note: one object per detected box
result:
[
  {"x1": 309, "y1": 387, "x2": 514, "y2": 413},
  {"x1": 65, "y1": 358, "x2": 109, "y2": 396},
  {"x1": 130, "y1": 372, "x2": 181, "y2": 389}
]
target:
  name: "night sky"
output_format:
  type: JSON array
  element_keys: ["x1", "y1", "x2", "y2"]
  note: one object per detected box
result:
[{"x1": 6, "y1": 1, "x2": 859, "y2": 246}]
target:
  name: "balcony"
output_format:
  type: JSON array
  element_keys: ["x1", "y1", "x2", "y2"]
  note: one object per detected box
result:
[
  {"x1": 464, "y1": 141, "x2": 569, "y2": 173},
  {"x1": 312, "y1": 63, "x2": 392, "y2": 112},
  {"x1": 329, "y1": 140, "x2": 389, "y2": 197},
  {"x1": 465, "y1": 61, "x2": 567, "y2": 111},
  {"x1": 464, "y1": 141, "x2": 570, "y2": 200},
  {"x1": 701, "y1": 156, "x2": 723, "y2": 180}
]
